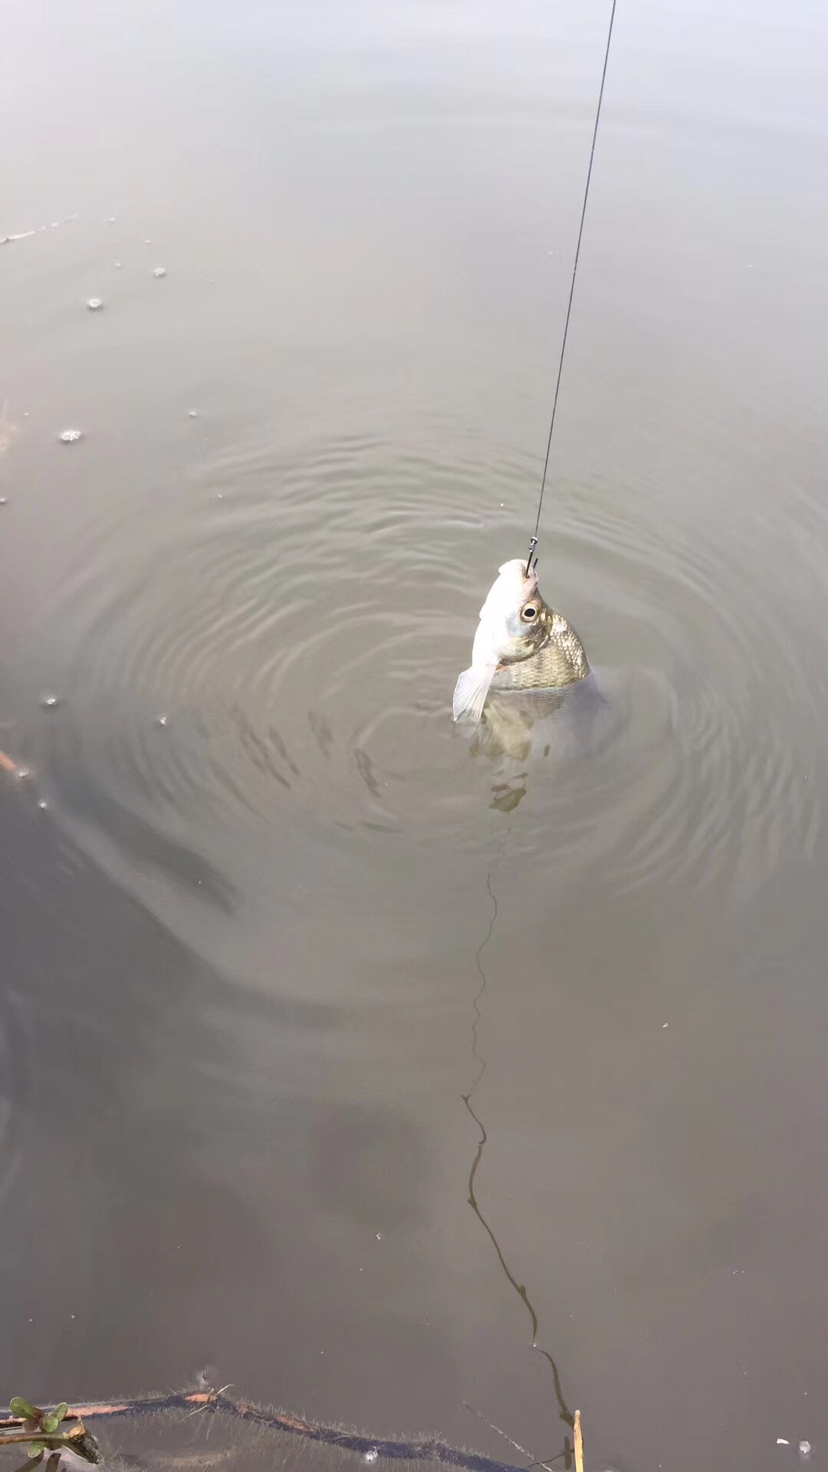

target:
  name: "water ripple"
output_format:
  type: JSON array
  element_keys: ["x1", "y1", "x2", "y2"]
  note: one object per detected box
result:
[{"x1": 27, "y1": 415, "x2": 826, "y2": 904}]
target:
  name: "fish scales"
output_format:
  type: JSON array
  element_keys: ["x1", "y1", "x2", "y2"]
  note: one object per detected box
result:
[{"x1": 491, "y1": 611, "x2": 589, "y2": 692}]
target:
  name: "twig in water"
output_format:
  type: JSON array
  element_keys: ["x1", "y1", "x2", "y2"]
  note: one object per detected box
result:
[
  {"x1": 186, "y1": 1386, "x2": 234, "y2": 1417},
  {"x1": 0, "y1": 1391, "x2": 532, "y2": 1472}
]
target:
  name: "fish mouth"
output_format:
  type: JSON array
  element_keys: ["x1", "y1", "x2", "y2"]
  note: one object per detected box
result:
[{"x1": 497, "y1": 559, "x2": 539, "y2": 601}]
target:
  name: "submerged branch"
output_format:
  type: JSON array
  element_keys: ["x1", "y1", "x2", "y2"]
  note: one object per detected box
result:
[{"x1": 0, "y1": 1391, "x2": 533, "y2": 1472}]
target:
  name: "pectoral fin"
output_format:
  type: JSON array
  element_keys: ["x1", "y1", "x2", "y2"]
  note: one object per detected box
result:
[{"x1": 452, "y1": 663, "x2": 497, "y2": 725}]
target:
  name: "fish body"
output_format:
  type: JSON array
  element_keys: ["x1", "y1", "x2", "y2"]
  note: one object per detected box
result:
[{"x1": 453, "y1": 558, "x2": 589, "y2": 725}]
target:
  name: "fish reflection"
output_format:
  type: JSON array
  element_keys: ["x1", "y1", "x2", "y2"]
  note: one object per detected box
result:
[{"x1": 471, "y1": 681, "x2": 607, "y2": 811}]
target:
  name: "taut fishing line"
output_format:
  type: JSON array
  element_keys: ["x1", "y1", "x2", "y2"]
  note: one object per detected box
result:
[{"x1": 526, "y1": 0, "x2": 619, "y2": 576}]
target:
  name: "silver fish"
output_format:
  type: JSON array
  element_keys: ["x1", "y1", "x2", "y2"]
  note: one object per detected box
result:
[{"x1": 453, "y1": 558, "x2": 589, "y2": 725}]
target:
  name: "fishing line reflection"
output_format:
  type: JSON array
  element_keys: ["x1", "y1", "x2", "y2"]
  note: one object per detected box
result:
[{"x1": 462, "y1": 872, "x2": 575, "y2": 1470}]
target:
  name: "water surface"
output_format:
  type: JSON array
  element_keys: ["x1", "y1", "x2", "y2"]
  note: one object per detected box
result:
[{"x1": 2, "y1": 2, "x2": 828, "y2": 1469}]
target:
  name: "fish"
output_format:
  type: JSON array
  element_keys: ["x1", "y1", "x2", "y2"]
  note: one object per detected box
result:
[{"x1": 453, "y1": 557, "x2": 589, "y2": 725}]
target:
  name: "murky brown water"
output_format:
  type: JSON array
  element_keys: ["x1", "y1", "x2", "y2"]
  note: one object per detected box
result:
[{"x1": 2, "y1": 1, "x2": 828, "y2": 1468}]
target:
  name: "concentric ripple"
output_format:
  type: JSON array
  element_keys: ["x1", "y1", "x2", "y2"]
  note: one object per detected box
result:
[{"x1": 24, "y1": 404, "x2": 826, "y2": 906}]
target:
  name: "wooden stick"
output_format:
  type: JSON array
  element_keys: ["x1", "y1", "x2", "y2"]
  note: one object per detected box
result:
[{"x1": 573, "y1": 1411, "x2": 583, "y2": 1472}]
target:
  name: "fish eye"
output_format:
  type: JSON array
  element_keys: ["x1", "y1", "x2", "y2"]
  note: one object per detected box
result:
[{"x1": 520, "y1": 604, "x2": 537, "y2": 622}]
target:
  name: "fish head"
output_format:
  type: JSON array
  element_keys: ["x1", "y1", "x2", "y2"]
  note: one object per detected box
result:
[
  {"x1": 453, "y1": 557, "x2": 554, "y2": 726},
  {"x1": 473, "y1": 558, "x2": 552, "y2": 666}
]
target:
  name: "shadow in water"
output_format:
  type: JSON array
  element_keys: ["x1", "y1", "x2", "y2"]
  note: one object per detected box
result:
[
  {"x1": 462, "y1": 873, "x2": 575, "y2": 1470},
  {"x1": 0, "y1": 781, "x2": 275, "y2": 1398}
]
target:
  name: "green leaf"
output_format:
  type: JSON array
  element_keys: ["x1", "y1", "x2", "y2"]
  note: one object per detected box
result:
[
  {"x1": 10, "y1": 1398, "x2": 37, "y2": 1420},
  {"x1": 28, "y1": 1443, "x2": 45, "y2": 1456},
  {"x1": 41, "y1": 1416, "x2": 59, "y2": 1435},
  {"x1": 51, "y1": 1404, "x2": 69, "y2": 1426}
]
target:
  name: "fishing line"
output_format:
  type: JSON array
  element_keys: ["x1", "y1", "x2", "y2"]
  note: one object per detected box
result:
[{"x1": 526, "y1": 0, "x2": 619, "y2": 576}]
